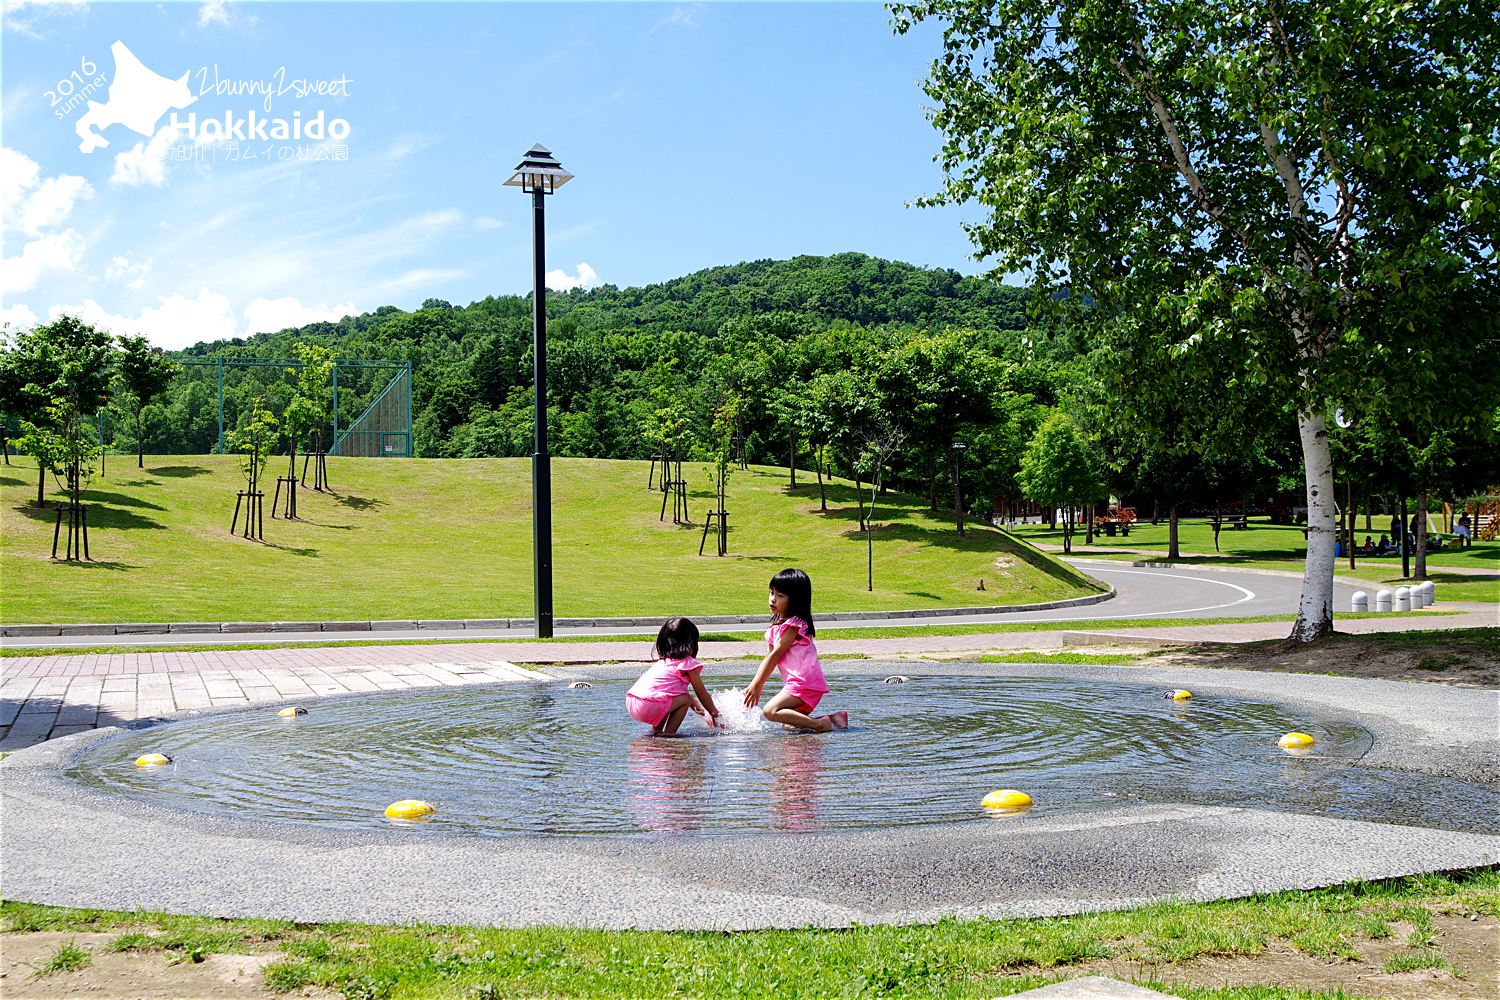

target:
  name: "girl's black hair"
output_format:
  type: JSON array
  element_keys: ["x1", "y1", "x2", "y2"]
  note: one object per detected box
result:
[
  {"x1": 654, "y1": 617, "x2": 700, "y2": 659},
  {"x1": 769, "y1": 567, "x2": 815, "y2": 636}
]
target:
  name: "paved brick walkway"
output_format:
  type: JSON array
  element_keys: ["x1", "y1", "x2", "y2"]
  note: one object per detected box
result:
[{"x1": 2, "y1": 609, "x2": 1492, "y2": 751}]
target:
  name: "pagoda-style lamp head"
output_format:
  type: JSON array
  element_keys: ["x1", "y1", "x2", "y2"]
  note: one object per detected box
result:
[{"x1": 504, "y1": 144, "x2": 574, "y2": 195}]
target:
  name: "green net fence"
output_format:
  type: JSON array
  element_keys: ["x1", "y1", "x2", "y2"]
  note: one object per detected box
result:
[{"x1": 332, "y1": 364, "x2": 411, "y2": 457}]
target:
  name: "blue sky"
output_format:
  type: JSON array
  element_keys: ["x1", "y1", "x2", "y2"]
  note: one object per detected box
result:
[{"x1": 2, "y1": 1, "x2": 983, "y2": 349}]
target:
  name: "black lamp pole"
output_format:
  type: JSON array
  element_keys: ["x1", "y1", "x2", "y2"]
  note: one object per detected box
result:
[
  {"x1": 530, "y1": 184, "x2": 551, "y2": 638},
  {"x1": 506, "y1": 145, "x2": 573, "y2": 638},
  {"x1": 952, "y1": 441, "x2": 967, "y2": 537}
]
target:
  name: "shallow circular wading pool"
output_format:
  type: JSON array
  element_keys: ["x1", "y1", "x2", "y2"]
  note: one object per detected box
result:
[{"x1": 69, "y1": 675, "x2": 1494, "y2": 837}]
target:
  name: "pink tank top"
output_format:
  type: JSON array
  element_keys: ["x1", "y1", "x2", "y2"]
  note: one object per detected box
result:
[
  {"x1": 765, "y1": 617, "x2": 828, "y2": 694},
  {"x1": 627, "y1": 656, "x2": 704, "y2": 701}
]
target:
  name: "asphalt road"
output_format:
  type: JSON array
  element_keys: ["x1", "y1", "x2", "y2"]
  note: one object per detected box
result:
[{"x1": 1, "y1": 561, "x2": 1362, "y2": 650}]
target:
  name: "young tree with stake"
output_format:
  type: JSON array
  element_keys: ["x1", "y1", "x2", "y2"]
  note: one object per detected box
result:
[{"x1": 115, "y1": 335, "x2": 180, "y2": 468}]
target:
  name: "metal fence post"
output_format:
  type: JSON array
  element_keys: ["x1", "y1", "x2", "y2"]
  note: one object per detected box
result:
[
  {"x1": 216, "y1": 358, "x2": 224, "y2": 455},
  {"x1": 331, "y1": 363, "x2": 339, "y2": 456}
]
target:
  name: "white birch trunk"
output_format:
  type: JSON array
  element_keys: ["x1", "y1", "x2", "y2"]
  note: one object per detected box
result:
[{"x1": 1289, "y1": 409, "x2": 1337, "y2": 642}]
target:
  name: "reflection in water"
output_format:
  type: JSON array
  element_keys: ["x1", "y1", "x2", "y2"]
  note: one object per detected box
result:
[
  {"x1": 626, "y1": 736, "x2": 709, "y2": 834},
  {"x1": 768, "y1": 737, "x2": 825, "y2": 833},
  {"x1": 66, "y1": 676, "x2": 1497, "y2": 838}
]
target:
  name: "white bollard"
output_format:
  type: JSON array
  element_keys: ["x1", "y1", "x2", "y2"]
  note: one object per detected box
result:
[
  {"x1": 1375, "y1": 589, "x2": 1393, "y2": 612},
  {"x1": 1394, "y1": 586, "x2": 1411, "y2": 612},
  {"x1": 1420, "y1": 580, "x2": 1436, "y2": 606},
  {"x1": 1351, "y1": 591, "x2": 1369, "y2": 613},
  {"x1": 1413, "y1": 581, "x2": 1429, "y2": 608}
]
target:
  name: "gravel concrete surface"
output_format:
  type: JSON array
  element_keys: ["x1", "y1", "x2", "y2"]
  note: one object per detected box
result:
[{"x1": 3, "y1": 662, "x2": 1495, "y2": 930}]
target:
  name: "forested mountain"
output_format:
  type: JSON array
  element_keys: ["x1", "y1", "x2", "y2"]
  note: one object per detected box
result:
[{"x1": 134, "y1": 253, "x2": 1050, "y2": 472}]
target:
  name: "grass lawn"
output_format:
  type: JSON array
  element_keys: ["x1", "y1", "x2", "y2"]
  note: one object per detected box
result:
[
  {"x1": 0, "y1": 456, "x2": 1098, "y2": 624},
  {"x1": 1007, "y1": 518, "x2": 1499, "y2": 602},
  {"x1": 4, "y1": 868, "x2": 1495, "y2": 998}
]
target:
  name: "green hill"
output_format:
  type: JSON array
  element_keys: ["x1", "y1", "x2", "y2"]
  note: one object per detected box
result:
[{"x1": 0, "y1": 456, "x2": 1100, "y2": 625}]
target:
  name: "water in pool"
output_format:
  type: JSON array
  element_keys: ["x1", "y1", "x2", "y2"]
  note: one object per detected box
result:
[{"x1": 68, "y1": 675, "x2": 1495, "y2": 837}]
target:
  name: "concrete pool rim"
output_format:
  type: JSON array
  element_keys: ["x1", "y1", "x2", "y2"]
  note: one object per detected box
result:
[{"x1": 3, "y1": 662, "x2": 1497, "y2": 930}]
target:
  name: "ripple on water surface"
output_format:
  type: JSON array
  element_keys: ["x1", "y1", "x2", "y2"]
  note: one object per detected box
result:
[{"x1": 68, "y1": 675, "x2": 1496, "y2": 837}]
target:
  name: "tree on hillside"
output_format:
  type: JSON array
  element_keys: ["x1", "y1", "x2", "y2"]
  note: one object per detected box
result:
[
  {"x1": 875, "y1": 331, "x2": 1004, "y2": 521},
  {"x1": 1017, "y1": 412, "x2": 1104, "y2": 554},
  {"x1": 115, "y1": 335, "x2": 180, "y2": 468},
  {"x1": 894, "y1": 0, "x2": 1500, "y2": 642},
  {"x1": 2, "y1": 317, "x2": 115, "y2": 507}
]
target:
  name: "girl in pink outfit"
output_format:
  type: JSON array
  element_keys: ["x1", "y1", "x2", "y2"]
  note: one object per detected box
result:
[
  {"x1": 743, "y1": 568, "x2": 848, "y2": 733},
  {"x1": 626, "y1": 617, "x2": 721, "y2": 735}
]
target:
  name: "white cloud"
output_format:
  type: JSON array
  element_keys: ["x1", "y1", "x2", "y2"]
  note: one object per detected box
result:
[
  {"x1": 651, "y1": 4, "x2": 703, "y2": 31},
  {"x1": 17, "y1": 173, "x2": 94, "y2": 234},
  {"x1": 197, "y1": 1, "x2": 229, "y2": 26},
  {"x1": 2, "y1": 0, "x2": 86, "y2": 39},
  {"x1": 104, "y1": 254, "x2": 153, "y2": 290},
  {"x1": 473, "y1": 217, "x2": 505, "y2": 230},
  {"x1": 196, "y1": 1, "x2": 255, "y2": 28},
  {"x1": 0, "y1": 147, "x2": 40, "y2": 219},
  {"x1": 110, "y1": 126, "x2": 177, "y2": 188},
  {"x1": 386, "y1": 133, "x2": 442, "y2": 160},
  {"x1": 545, "y1": 262, "x2": 600, "y2": 292},
  {"x1": 0, "y1": 146, "x2": 93, "y2": 235},
  {"x1": 243, "y1": 296, "x2": 358, "y2": 335},
  {"x1": 50, "y1": 288, "x2": 239, "y2": 350},
  {"x1": 1, "y1": 229, "x2": 86, "y2": 294},
  {"x1": 0, "y1": 302, "x2": 38, "y2": 330}
]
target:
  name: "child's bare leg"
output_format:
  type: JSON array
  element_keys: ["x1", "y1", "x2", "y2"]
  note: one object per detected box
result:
[
  {"x1": 654, "y1": 694, "x2": 693, "y2": 735},
  {"x1": 762, "y1": 691, "x2": 832, "y2": 733}
]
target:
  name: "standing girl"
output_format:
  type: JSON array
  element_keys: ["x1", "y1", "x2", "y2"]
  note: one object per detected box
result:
[
  {"x1": 627, "y1": 617, "x2": 721, "y2": 735},
  {"x1": 743, "y1": 568, "x2": 848, "y2": 732}
]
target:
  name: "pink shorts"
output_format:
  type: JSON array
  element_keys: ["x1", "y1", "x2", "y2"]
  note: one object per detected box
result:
[
  {"x1": 784, "y1": 686, "x2": 824, "y2": 714},
  {"x1": 626, "y1": 692, "x2": 673, "y2": 728}
]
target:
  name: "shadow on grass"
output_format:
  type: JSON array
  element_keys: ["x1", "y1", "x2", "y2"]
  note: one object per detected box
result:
[
  {"x1": 149, "y1": 465, "x2": 213, "y2": 477},
  {"x1": 44, "y1": 559, "x2": 134, "y2": 570},
  {"x1": 0, "y1": 476, "x2": 29, "y2": 487},
  {"x1": 79, "y1": 490, "x2": 166, "y2": 511},
  {"x1": 13, "y1": 503, "x2": 164, "y2": 530},
  {"x1": 334, "y1": 493, "x2": 386, "y2": 511},
  {"x1": 239, "y1": 538, "x2": 320, "y2": 557}
]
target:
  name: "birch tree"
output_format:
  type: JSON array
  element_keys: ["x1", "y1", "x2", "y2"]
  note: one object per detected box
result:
[{"x1": 892, "y1": 0, "x2": 1500, "y2": 642}]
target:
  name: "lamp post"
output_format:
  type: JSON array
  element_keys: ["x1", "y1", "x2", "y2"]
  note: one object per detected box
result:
[
  {"x1": 952, "y1": 441, "x2": 967, "y2": 537},
  {"x1": 504, "y1": 144, "x2": 574, "y2": 638}
]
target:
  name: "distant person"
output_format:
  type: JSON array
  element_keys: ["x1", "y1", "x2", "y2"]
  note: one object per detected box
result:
[
  {"x1": 1390, "y1": 513, "x2": 1403, "y2": 545},
  {"x1": 1361, "y1": 536, "x2": 1374, "y2": 555},
  {"x1": 626, "y1": 617, "x2": 720, "y2": 735},
  {"x1": 1377, "y1": 533, "x2": 1392, "y2": 555},
  {"x1": 1457, "y1": 515, "x2": 1472, "y2": 548},
  {"x1": 743, "y1": 568, "x2": 848, "y2": 733}
]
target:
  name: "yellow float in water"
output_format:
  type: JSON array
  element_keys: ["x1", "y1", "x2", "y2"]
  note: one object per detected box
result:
[
  {"x1": 135, "y1": 753, "x2": 172, "y2": 766},
  {"x1": 1165, "y1": 689, "x2": 1192, "y2": 701},
  {"x1": 384, "y1": 799, "x2": 434, "y2": 819},
  {"x1": 1278, "y1": 732, "x2": 1316, "y2": 748},
  {"x1": 981, "y1": 789, "x2": 1032, "y2": 809},
  {"x1": 278, "y1": 706, "x2": 307, "y2": 716}
]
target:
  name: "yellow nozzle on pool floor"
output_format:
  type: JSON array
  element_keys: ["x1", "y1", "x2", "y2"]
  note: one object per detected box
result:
[
  {"x1": 1165, "y1": 689, "x2": 1192, "y2": 701},
  {"x1": 1279, "y1": 732, "x2": 1316, "y2": 749},
  {"x1": 135, "y1": 753, "x2": 172, "y2": 766},
  {"x1": 981, "y1": 789, "x2": 1032, "y2": 809},
  {"x1": 384, "y1": 799, "x2": 434, "y2": 819},
  {"x1": 278, "y1": 706, "x2": 307, "y2": 716}
]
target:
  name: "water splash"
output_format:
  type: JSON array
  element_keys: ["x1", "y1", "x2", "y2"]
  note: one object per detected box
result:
[{"x1": 697, "y1": 687, "x2": 768, "y2": 733}]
